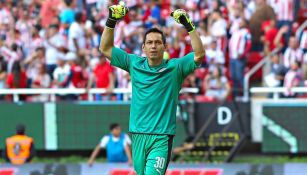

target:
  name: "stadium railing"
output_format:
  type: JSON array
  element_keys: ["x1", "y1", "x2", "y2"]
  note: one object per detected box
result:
[
  {"x1": 250, "y1": 87, "x2": 307, "y2": 100},
  {"x1": 242, "y1": 48, "x2": 281, "y2": 102},
  {"x1": 0, "y1": 87, "x2": 199, "y2": 102}
]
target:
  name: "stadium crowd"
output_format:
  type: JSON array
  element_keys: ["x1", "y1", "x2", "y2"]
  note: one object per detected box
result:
[{"x1": 0, "y1": 0, "x2": 306, "y2": 102}]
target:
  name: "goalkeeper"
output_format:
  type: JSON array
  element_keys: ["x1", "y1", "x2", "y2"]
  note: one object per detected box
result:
[{"x1": 99, "y1": 2, "x2": 205, "y2": 175}]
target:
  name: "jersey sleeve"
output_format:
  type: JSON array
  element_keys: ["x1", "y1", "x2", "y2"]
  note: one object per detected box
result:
[
  {"x1": 111, "y1": 47, "x2": 133, "y2": 72},
  {"x1": 69, "y1": 25, "x2": 79, "y2": 39},
  {"x1": 99, "y1": 136, "x2": 109, "y2": 148},
  {"x1": 177, "y1": 52, "x2": 199, "y2": 79},
  {"x1": 123, "y1": 134, "x2": 131, "y2": 147}
]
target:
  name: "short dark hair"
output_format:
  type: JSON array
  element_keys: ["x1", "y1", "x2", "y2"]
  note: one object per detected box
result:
[
  {"x1": 75, "y1": 12, "x2": 83, "y2": 22},
  {"x1": 11, "y1": 43, "x2": 18, "y2": 51},
  {"x1": 241, "y1": 18, "x2": 249, "y2": 27},
  {"x1": 16, "y1": 124, "x2": 25, "y2": 135},
  {"x1": 64, "y1": 0, "x2": 73, "y2": 6},
  {"x1": 49, "y1": 24, "x2": 59, "y2": 29},
  {"x1": 212, "y1": 10, "x2": 222, "y2": 16},
  {"x1": 143, "y1": 28, "x2": 166, "y2": 45},
  {"x1": 35, "y1": 47, "x2": 45, "y2": 53},
  {"x1": 109, "y1": 123, "x2": 120, "y2": 131}
]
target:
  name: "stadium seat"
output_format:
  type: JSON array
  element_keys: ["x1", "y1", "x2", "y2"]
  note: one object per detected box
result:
[{"x1": 246, "y1": 52, "x2": 262, "y2": 82}]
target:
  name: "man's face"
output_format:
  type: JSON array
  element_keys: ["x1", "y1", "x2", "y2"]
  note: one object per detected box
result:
[
  {"x1": 142, "y1": 32, "x2": 166, "y2": 61},
  {"x1": 271, "y1": 55, "x2": 279, "y2": 63},
  {"x1": 112, "y1": 127, "x2": 122, "y2": 137},
  {"x1": 37, "y1": 50, "x2": 44, "y2": 58},
  {"x1": 289, "y1": 37, "x2": 298, "y2": 49},
  {"x1": 239, "y1": 20, "x2": 246, "y2": 29}
]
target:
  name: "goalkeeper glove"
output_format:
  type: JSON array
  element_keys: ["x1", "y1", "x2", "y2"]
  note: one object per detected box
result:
[
  {"x1": 106, "y1": 1, "x2": 129, "y2": 29},
  {"x1": 170, "y1": 9, "x2": 195, "y2": 33}
]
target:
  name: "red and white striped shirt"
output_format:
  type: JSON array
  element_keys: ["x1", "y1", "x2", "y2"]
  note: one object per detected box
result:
[
  {"x1": 299, "y1": 30, "x2": 307, "y2": 50},
  {"x1": 0, "y1": 8, "x2": 11, "y2": 25},
  {"x1": 229, "y1": 28, "x2": 252, "y2": 59},
  {"x1": 268, "y1": 0, "x2": 294, "y2": 21},
  {"x1": 283, "y1": 69, "x2": 302, "y2": 96},
  {"x1": 283, "y1": 48, "x2": 304, "y2": 68}
]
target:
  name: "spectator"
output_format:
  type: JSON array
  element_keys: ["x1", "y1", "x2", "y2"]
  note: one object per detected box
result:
[
  {"x1": 52, "y1": 54, "x2": 74, "y2": 101},
  {"x1": 29, "y1": 24, "x2": 44, "y2": 55},
  {"x1": 298, "y1": 29, "x2": 307, "y2": 53},
  {"x1": 283, "y1": 36, "x2": 304, "y2": 69},
  {"x1": 249, "y1": 0, "x2": 275, "y2": 50},
  {"x1": 229, "y1": 19, "x2": 252, "y2": 97},
  {"x1": 44, "y1": 24, "x2": 66, "y2": 79},
  {"x1": 198, "y1": 21, "x2": 212, "y2": 50},
  {"x1": 6, "y1": 61, "x2": 27, "y2": 89},
  {"x1": 229, "y1": 1, "x2": 248, "y2": 34},
  {"x1": 66, "y1": 52, "x2": 88, "y2": 89},
  {"x1": 273, "y1": 25, "x2": 289, "y2": 50},
  {"x1": 1, "y1": 43, "x2": 22, "y2": 73},
  {"x1": 24, "y1": 47, "x2": 45, "y2": 87},
  {"x1": 31, "y1": 63, "x2": 51, "y2": 102},
  {"x1": 205, "y1": 39, "x2": 225, "y2": 71},
  {"x1": 68, "y1": 12, "x2": 86, "y2": 55},
  {"x1": 261, "y1": 20, "x2": 289, "y2": 54},
  {"x1": 6, "y1": 61, "x2": 27, "y2": 101},
  {"x1": 283, "y1": 61, "x2": 303, "y2": 97},
  {"x1": 299, "y1": 29, "x2": 307, "y2": 79},
  {"x1": 87, "y1": 56, "x2": 115, "y2": 101},
  {"x1": 186, "y1": 0, "x2": 201, "y2": 26},
  {"x1": 0, "y1": 0, "x2": 13, "y2": 32},
  {"x1": 203, "y1": 66, "x2": 231, "y2": 102},
  {"x1": 88, "y1": 123, "x2": 132, "y2": 165},
  {"x1": 40, "y1": 0, "x2": 62, "y2": 28},
  {"x1": 15, "y1": 6, "x2": 33, "y2": 57},
  {"x1": 264, "y1": 54, "x2": 288, "y2": 87},
  {"x1": 60, "y1": 0, "x2": 76, "y2": 35},
  {"x1": 85, "y1": 0, "x2": 98, "y2": 19},
  {"x1": 208, "y1": 10, "x2": 227, "y2": 51},
  {"x1": 268, "y1": 0, "x2": 295, "y2": 42},
  {"x1": 87, "y1": 25, "x2": 102, "y2": 49},
  {"x1": 143, "y1": 1, "x2": 161, "y2": 29},
  {"x1": 2, "y1": 124, "x2": 36, "y2": 165}
]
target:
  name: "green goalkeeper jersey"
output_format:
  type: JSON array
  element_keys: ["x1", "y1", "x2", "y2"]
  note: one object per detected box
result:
[{"x1": 111, "y1": 47, "x2": 198, "y2": 135}]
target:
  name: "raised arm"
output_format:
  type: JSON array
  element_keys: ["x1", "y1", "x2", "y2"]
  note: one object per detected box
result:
[
  {"x1": 189, "y1": 30, "x2": 205, "y2": 65},
  {"x1": 99, "y1": 2, "x2": 128, "y2": 61},
  {"x1": 99, "y1": 28, "x2": 115, "y2": 60},
  {"x1": 171, "y1": 9, "x2": 205, "y2": 65}
]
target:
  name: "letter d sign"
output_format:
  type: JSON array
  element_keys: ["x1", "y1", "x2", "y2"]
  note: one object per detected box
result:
[{"x1": 217, "y1": 107, "x2": 232, "y2": 125}]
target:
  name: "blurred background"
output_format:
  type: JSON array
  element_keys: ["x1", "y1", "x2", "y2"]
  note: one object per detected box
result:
[{"x1": 0, "y1": 0, "x2": 306, "y2": 174}]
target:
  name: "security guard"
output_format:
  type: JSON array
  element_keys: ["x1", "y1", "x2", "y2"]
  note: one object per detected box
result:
[{"x1": 2, "y1": 124, "x2": 36, "y2": 165}]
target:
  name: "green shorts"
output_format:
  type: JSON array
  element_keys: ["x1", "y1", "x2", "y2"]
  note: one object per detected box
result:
[{"x1": 131, "y1": 133, "x2": 174, "y2": 175}]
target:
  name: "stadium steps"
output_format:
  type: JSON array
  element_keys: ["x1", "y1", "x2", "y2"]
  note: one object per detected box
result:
[{"x1": 178, "y1": 132, "x2": 242, "y2": 163}]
